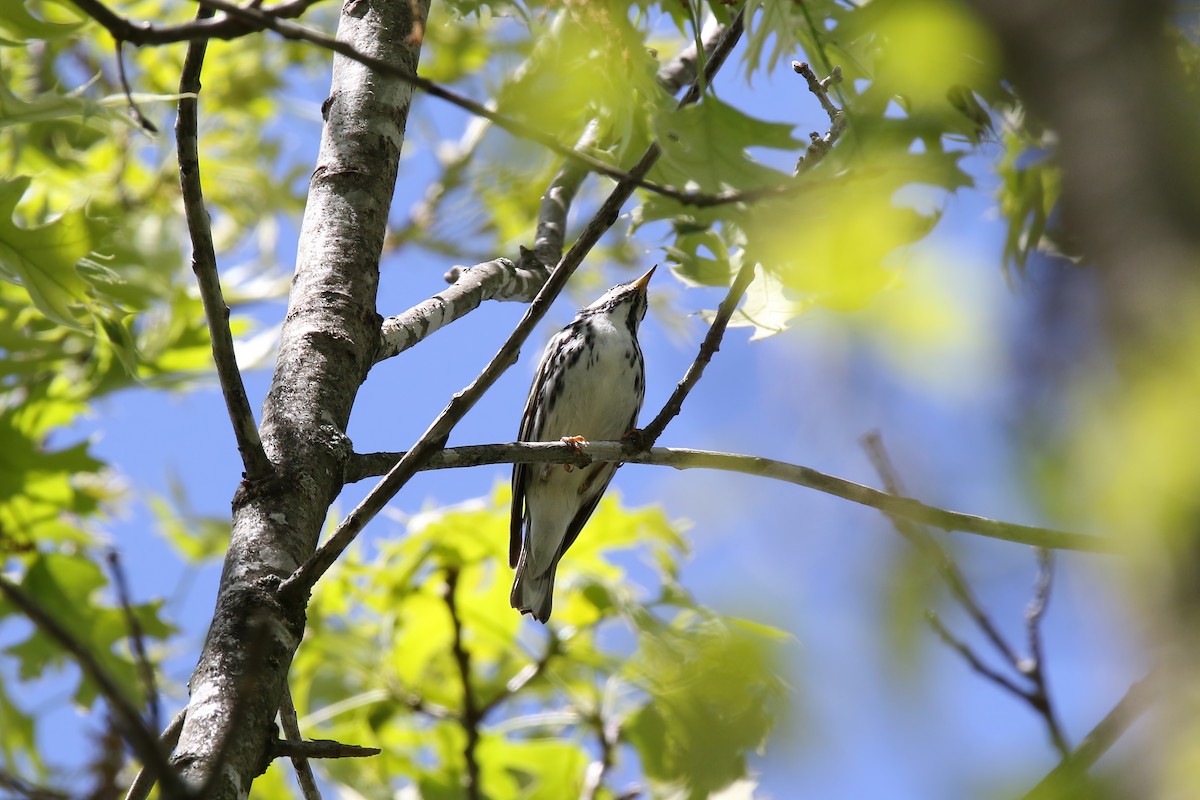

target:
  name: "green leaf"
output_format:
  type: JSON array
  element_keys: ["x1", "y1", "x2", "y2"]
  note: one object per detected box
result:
[
  {"x1": 703, "y1": 262, "x2": 806, "y2": 341},
  {"x1": 625, "y1": 612, "x2": 787, "y2": 799},
  {"x1": 0, "y1": 681, "x2": 41, "y2": 774},
  {"x1": 0, "y1": 0, "x2": 84, "y2": 44},
  {"x1": 4, "y1": 553, "x2": 174, "y2": 708},
  {"x1": 0, "y1": 176, "x2": 93, "y2": 328},
  {"x1": 651, "y1": 97, "x2": 799, "y2": 192}
]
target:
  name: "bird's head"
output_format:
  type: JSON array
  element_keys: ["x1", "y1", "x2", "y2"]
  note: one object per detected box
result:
[{"x1": 580, "y1": 265, "x2": 655, "y2": 330}]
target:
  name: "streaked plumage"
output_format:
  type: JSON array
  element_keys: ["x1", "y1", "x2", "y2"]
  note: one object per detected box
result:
[{"x1": 510, "y1": 266, "x2": 655, "y2": 623}]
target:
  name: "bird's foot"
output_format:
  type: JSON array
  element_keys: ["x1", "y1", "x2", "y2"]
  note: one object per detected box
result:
[
  {"x1": 560, "y1": 435, "x2": 588, "y2": 471},
  {"x1": 621, "y1": 427, "x2": 648, "y2": 452}
]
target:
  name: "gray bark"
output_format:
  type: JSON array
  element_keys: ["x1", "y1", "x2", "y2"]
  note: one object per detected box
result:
[{"x1": 170, "y1": 1, "x2": 430, "y2": 796}]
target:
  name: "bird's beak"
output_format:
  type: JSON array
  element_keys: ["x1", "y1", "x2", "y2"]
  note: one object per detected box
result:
[{"x1": 632, "y1": 265, "x2": 656, "y2": 293}]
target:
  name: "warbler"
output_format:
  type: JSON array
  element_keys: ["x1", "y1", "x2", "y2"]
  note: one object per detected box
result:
[{"x1": 510, "y1": 266, "x2": 655, "y2": 622}]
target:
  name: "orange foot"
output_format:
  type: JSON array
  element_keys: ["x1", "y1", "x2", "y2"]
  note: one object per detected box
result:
[{"x1": 560, "y1": 435, "x2": 588, "y2": 471}]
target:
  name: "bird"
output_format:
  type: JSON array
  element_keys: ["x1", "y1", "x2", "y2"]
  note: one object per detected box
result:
[{"x1": 510, "y1": 266, "x2": 655, "y2": 623}]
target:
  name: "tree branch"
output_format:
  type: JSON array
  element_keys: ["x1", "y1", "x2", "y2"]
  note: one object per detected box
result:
[
  {"x1": 641, "y1": 260, "x2": 756, "y2": 447},
  {"x1": 580, "y1": 714, "x2": 621, "y2": 800},
  {"x1": 376, "y1": 120, "x2": 599, "y2": 362},
  {"x1": 1022, "y1": 669, "x2": 1159, "y2": 800},
  {"x1": 279, "y1": 683, "x2": 321, "y2": 800},
  {"x1": 0, "y1": 576, "x2": 184, "y2": 798},
  {"x1": 175, "y1": 7, "x2": 272, "y2": 481},
  {"x1": 172, "y1": 1, "x2": 429, "y2": 796},
  {"x1": 66, "y1": 0, "x2": 328, "y2": 45},
  {"x1": 1022, "y1": 548, "x2": 1070, "y2": 756},
  {"x1": 863, "y1": 432, "x2": 1071, "y2": 755},
  {"x1": 196, "y1": 0, "x2": 778, "y2": 212},
  {"x1": 445, "y1": 568, "x2": 481, "y2": 800},
  {"x1": 280, "y1": 9, "x2": 748, "y2": 603},
  {"x1": 123, "y1": 709, "x2": 185, "y2": 800},
  {"x1": 861, "y1": 432, "x2": 1022, "y2": 666},
  {"x1": 378, "y1": 19, "x2": 729, "y2": 362},
  {"x1": 270, "y1": 738, "x2": 381, "y2": 760},
  {"x1": 344, "y1": 441, "x2": 1111, "y2": 553},
  {"x1": 105, "y1": 550, "x2": 161, "y2": 735},
  {"x1": 792, "y1": 61, "x2": 845, "y2": 173}
]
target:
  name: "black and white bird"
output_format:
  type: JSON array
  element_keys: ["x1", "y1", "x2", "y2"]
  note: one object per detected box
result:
[{"x1": 510, "y1": 266, "x2": 655, "y2": 623}]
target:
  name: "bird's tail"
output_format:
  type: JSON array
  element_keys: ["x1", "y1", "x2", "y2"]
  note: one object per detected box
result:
[{"x1": 510, "y1": 548, "x2": 557, "y2": 623}]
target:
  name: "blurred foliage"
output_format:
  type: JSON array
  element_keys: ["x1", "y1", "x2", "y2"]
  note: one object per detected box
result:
[
  {"x1": 276, "y1": 488, "x2": 787, "y2": 800},
  {"x1": 0, "y1": 0, "x2": 297, "y2": 790}
]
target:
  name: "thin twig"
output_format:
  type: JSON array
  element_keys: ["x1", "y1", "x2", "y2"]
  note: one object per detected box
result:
[
  {"x1": 0, "y1": 770, "x2": 71, "y2": 800},
  {"x1": 477, "y1": 635, "x2": 558, "y2": 717},
  {"x1": 0, "y1": 576, "x2": 185, "y2": 798},
  {"x1": 862, "y1": 432, "x2": 1022, "y2": 666},
  {"x1": 640, "y1": 260, "x2": 757, "y2": 447},
  {"x1": 344, "y1": 441, "x2": 1110, "y2": 552},
  {"x1": 792, "y1": 61, "x2": 846, "y2": 173},
  {"x1": 1024, "y1": 548, "x2": 1070, "y2": 756},
  {"x1": 279, "y1": 9, "x2": 748, "y2": 603},
  {"x1": 279, "y1": 683, "x2": 322, "y2": 800},
  {"x1": 445, "y1": 568, "x2": 481, "y2": 800},
  {"x1": 378, "y1": 123, "x2": 600, "y2": 361},
  {"x1": 1022, "y1": 669, "x2": 1158, "y2": 800},
  {"x1": 66, "y1": 0, "x2": 328, "y2": 45},
  {"x1": 270, "y1": 739, "x2": 381, "y2": 760},
  {"x1": 863, "y1": 432, "x2": 1072, "y2": 755},
  {"x1": 580, "y1": 714, "x2": 621, "y2": 800},
  {"x1": 380, "y1": 23, "x2": 727, "y2": 359},
  {"x1": 926, "y1": 611, "x2": 1031, "y2": 698},
  {"x1": 123, "y1": 708, "x2": 186, "y2": 800},
  {"x1": 195, "y1": 0, "x2": 772, "y2": 211},
  {"x1": 105, "y1": 550, "x2": 161, "y2": 734},
  {"x1": 175, "y1": 7, "x2": 273, "y2": 481},
  {"x1": 113, "y1": 40, "x2": 157, "y2": 132}
]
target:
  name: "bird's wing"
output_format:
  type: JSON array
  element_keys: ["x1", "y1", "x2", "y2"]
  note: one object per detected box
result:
[
  {"x1": 510, "y1": 337, "x2": 557, "y2": 568},
  {"x1": 556, "y1": 462, "x2": 618, "y2": 563}
]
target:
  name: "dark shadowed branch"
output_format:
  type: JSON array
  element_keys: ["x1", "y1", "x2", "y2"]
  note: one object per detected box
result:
[
  {"x1": 445, "y1": 568, "x2": 482, "y2": 800},
  {"x1": 175, "y1": 7, "x2": 272, "y2": 481},
  {"x1": 67, "y1": 0, "x2": 328, "y2": 44},
  {"x1": 270, "y1": 738, "x2": 381, "y2": 760},
  {"x1": 106, "y1": 550, "x2": 161, "y2": 734},
  {"x1": 112, "y1": 40, "x2": 156, "y2": 132},
  {"x1": 0, "y1": 576, "x2": 184, "y2": 798}
]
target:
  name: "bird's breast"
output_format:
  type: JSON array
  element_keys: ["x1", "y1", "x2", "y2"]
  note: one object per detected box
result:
[{"x1": 537, "y1": 323, "x2": 644, "y2": 442}]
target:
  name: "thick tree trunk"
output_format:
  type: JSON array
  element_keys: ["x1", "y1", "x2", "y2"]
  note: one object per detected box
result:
[{"x1": 170, "y1": 2, "x2": 430, "y2": 795}]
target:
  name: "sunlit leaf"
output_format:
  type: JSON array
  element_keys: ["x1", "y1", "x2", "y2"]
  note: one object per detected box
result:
[{"x1": 0, "y1": 176, "x2": 93, "y2": 328}]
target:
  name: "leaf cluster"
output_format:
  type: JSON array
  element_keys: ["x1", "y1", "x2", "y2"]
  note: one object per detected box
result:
[{"x1": 281, "y1": 488, "x2": 787, "y2": 799}]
